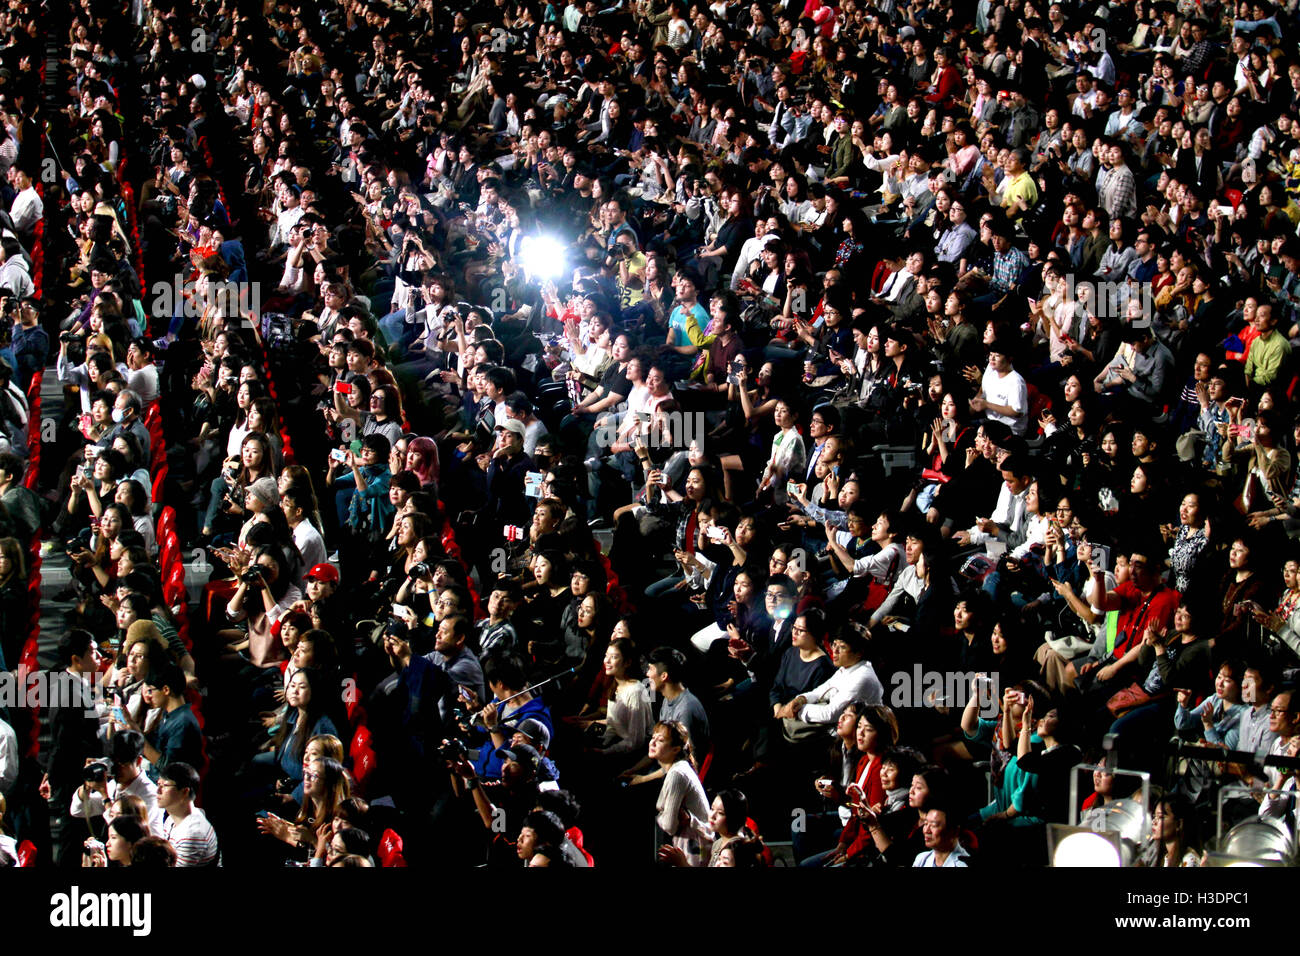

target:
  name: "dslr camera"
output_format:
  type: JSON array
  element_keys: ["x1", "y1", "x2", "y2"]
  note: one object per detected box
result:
[{"x1": 439, "y1": 737, "x2": 469, "y2": 764}]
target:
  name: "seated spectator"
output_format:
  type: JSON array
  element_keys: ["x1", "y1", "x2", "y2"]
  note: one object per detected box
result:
[{"x1": 148, "y1": 762, "x2": 218, "y2": 867}]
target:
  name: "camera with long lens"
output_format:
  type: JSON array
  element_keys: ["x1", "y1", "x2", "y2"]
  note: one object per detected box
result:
[
  {"x1": 408, "y1": 562, "x2": 431, "y2": 579},
  {"x1": 84, "y1": 759, "x2": 112, "y2": 784},
  {"x1": 240, "y1": 568, "x2": 264, "y2": 584},
  {"x1": 438, "y1": 737, "x2": 469, "y2": 764}
]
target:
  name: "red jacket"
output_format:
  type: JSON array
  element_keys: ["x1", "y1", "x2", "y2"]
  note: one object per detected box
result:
[
  {"x1": 838, "y1": 753, "x2": 886, "y2": 858},
  {"x1": 924, "y1": 66, "x2": 963, "y2": 106}
]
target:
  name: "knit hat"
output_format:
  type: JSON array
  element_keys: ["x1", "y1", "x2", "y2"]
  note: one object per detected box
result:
[{"x1": 248, "y1": 477, "x2": 280, "y2": 508}]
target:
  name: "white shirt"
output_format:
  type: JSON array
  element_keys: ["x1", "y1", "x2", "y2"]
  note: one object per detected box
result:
[
  {"x1": 56, "y1": 353, "x2": 98, "y2": 414},
  {"x1": 135, "y1": 514, "x2": 158, "y2": 557},
  {"x1": 880, "y1": 268, "x2": 915, "y2": 303},
  {"x1": 273, "y1": 204, "x2": 304, "y2": 247},
  {"x1": 226, "y1": 421, "x2": 250, "y2": 459},
  {"x1": 1011, "y1": 512, "x2": 1054, "y2": 561},
  {"x1": 729, "y1": 232, "x2": 777, "y2": 291},
  {"x1": 913, "y1": 843, "x2": 970, "y2": 867},
  {"x1": 968, "y1": 482, "x2": 1031, "y2": 551},
  {"x1": 980, "y1": 365, "x2": 1029, "y2": 434},
  {"x1": 292, "y1": 520, "x2": 327, "y2": 581},
  {"x1": 799, "y1": 660, "x2": 884, "y2": 722},
  {"x1": 127, "y1": 364, "x2": 160, "y2": 403},
  {"x1": 9, "y1": 186, "x2": 42, "y2": 232},
  {"x1": 850, "y1": 539, "x2": 904, "y2": 584},
  {"x1": 0, "y1": 716, "x2": 17, "y2": 797},
  {"x1": 521, "y1": 417, "x2": 547, "y2": 458},
  {"x1": 69, "y1": 770, "x2": 158, "y2": 824}
]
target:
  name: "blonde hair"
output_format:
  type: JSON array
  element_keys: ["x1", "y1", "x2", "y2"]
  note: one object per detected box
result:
[
  {"x1": 307, "y1": 733, "x2": 345, "y2": 764},
  {"x1": 92, "y1": 202, "x2": 131, "y2": 251},
  {"x1": 112, "y1": 794, "x2": 150, "y2": 824}
]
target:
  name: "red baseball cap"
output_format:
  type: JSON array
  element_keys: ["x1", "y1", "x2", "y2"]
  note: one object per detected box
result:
[{"x1": 306, "y1": 563, "x2": 339, "y2": 583}]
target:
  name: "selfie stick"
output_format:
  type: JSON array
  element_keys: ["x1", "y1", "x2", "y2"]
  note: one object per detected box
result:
[
  {"x1": 469, "y1": 665, "x2": 579, "y2": 732},
  {"x1": 45, "y1": 132, "x2": 66, "y2": 172},
  {"x1": 495, "y1": 665, "x2": 580, "y2": 708}
]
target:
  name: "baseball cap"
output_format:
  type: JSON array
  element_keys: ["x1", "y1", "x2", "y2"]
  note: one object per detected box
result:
[
  {"x1": 503, "y1": 718, "x2": 552, "y2": 750},
  {"x1": 496, "y1": 743, "x2": 541, "y2": 774},
  {"x1": 496, "y1": 418, "x2": 526, "y2": 438},
  {"x1": 306, "y1": 563, "x2": 340, "y2": 583}
]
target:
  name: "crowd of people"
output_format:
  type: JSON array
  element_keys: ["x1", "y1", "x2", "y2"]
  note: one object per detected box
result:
[{"x1": 1, "y1": 0, "x2": 1300, "y2": 870}]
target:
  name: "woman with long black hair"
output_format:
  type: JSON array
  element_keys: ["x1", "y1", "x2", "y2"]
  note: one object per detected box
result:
[
  {"x1": 612, "y1": 463, "x2": 717, "y2": 597},
  {"x1": 252, "y1": 669, "x2": 341, "y2": 793},
  {"x1": 256, "y1": 755, "x2": 352, "y2": 862},
  {"x1": 202, "y1": 430, "x2": 275, "y2": 542},
  {"x1": 218, "y1": 543, "x2": 303, "y2": 668}
]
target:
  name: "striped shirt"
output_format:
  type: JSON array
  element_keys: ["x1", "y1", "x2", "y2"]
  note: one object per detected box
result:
[{"x1": 150, "y1": 805, "x2": 219, "y2": 866}]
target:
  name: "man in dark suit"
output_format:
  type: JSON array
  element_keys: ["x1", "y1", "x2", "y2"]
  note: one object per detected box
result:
[{"x1": 38, "y1": 629, "x2": 103, "y2": 867}]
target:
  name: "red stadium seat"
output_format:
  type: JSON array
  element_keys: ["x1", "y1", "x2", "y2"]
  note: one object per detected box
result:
[
  {"x1": 349, "y1": 724, "x2": 373, "y2": 760},
  {"x1": 698, "y1": 746, "x2": 714, "y2": 784},
  {"x1": 19, "y1": 637, "x2": 39, "y2": 674},
  {"x1": 351, "y1": 739, "x2": 377, "y2": 796},
  {"x1": 164, "y1": 563, "x2": 188, "y2": 607},
  {"x1": 376, "y1": 828, "x2": 407, "y2": 867},
  {"x1": 157, "y1": 506, "x2": 177, "y2": 542},
  {"x1": 159, "y1": 536, "x2": 180, "y2": 577},
  {"x1": 744, "y1": 817, "x2": 774, "y2": 866},
  {"x1": 152, "y1": 463, "x2": 168, "y2": 503}
]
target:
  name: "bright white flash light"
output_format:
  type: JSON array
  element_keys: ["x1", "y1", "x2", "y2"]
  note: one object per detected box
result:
[{"x1": 520, "y1": 235, "x2": 565, "y2": 281}]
